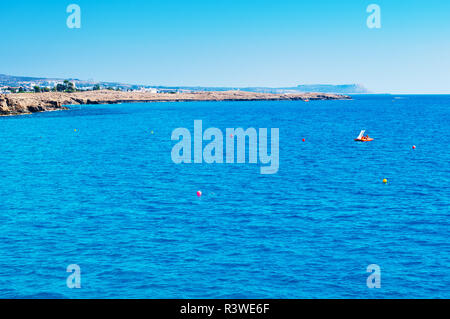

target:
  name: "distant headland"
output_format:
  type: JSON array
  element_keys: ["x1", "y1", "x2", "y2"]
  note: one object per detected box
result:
[{"x1": 0, "y1": 74, "x2": 354, "y2": 116}]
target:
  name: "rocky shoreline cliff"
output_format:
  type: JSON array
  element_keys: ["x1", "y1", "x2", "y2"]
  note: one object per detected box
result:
[{"x1": 0, "y1": 90, "x2": 351, "y2": 116}]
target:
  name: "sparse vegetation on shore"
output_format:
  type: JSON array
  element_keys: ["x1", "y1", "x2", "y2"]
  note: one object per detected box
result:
[{"x1": 0, "y1": 90, "x2": 351, "y2": 116}]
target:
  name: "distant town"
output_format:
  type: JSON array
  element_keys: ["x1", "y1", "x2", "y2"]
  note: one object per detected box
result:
[
  {"x1": 0, "y1": 74, "x2": 182, "y2": 94},
  {"x1": 0, "y1": 74, "x2": 372, "y2": 95}
]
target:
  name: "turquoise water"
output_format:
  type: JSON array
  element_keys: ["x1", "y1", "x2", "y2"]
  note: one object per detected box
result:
[{"x1": 0, "y1": 95, "x2": 449, "y2": 298}]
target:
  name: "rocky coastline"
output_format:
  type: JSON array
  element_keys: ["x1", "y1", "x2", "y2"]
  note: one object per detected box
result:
[{"x1": 0, "y1": 90, "x2": 351, "y2": 116}]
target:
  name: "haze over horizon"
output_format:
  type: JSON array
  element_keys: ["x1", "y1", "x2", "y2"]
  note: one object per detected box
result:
[{"x1": 1, "y1": 0, "x2": 449, "y2": 94}]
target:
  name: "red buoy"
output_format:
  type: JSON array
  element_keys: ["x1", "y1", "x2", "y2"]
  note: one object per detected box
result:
[
  {"x1": 412, "y1": 145, "x2": 416, "y2": 149},
  {"x1": 197, "y1": 191, "x2": 202, "y2": 197},
  {"x1": 302, "y1": 138, "x2": 306, "y2": 142}
]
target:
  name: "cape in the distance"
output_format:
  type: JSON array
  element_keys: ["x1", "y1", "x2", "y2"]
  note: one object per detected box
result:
[{"x1": 0, "y1": 74, "x2": 371, "y2": 94}]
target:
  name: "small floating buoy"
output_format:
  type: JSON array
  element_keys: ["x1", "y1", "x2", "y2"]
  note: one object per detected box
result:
[
  {"x1": 197, "y1": 191, "x2": 202, "y2": 197},
  {"x1": 383, "y1": 179, "x2": 388, "y2": 184},
  {"x1": 151, "y1": 130, "x2": 154, "y2": 134},
  {"x1": 302, "y1": 138, "x2": 306, "y2": 142},
  {"x1": 412, "y1": 145, "x2": 416, "y2": 149},
  {"x1": 230, "y1": 134, "x2": 233, "y2": 138}
]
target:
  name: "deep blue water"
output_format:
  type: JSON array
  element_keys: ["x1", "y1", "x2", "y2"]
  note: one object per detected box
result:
[{"x1": 0, "y1": 95, "x2": 449, "y2": 298}]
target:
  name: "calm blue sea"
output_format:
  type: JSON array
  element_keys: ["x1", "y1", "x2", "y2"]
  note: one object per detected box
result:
[{"x1": 0, "y1": 95, "x2": 449, "y2": 299}]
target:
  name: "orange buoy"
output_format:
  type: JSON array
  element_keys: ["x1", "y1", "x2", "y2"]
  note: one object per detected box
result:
[{"x1": 383, "y1": 179, "x2": 388, "y2": 184}]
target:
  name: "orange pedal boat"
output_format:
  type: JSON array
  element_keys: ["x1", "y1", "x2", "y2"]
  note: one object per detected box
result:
[{"x1": 354, "y1": 130, "x2": 374, "y2": 142}]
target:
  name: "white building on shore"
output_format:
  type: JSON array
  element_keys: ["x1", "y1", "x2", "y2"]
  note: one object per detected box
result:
[{"x1": 137, "y1": 87, "x2": 158, "y2": 93}]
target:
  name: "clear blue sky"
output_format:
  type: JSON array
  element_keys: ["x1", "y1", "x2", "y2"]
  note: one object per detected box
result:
[{"x1": 1, "y1": 0, "x2": 449, "y2": 93}]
